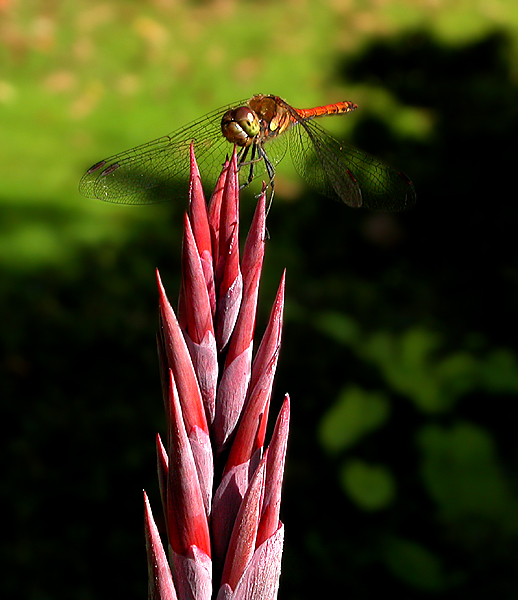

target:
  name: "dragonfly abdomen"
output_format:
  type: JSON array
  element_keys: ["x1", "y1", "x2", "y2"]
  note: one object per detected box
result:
[{"x1": 295, "y1": 101, "x2": 357, "y2": 120}]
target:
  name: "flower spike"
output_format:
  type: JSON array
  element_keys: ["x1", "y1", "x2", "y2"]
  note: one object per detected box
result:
[
  {"x1": 145, "y1": 147, "x2": 289, "y2": 600},
  {"x1": 213, "y1": 189, "x2": 267, "y2": 456}
]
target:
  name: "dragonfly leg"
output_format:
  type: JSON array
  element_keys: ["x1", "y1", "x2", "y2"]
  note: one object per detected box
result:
[
  {"x1": 257, "y1": 145, "x2": 275, "y2": 213},
  {"x1": 237, "y1": 145, "x2": 250, "y2": 166},
  {"x1": 238, "y1": 144, "x2": 276, "y2": 213},
  {"x1": 236, "y1": 146, "x2": 253, "y2": 190},
  {"x1": 237, "y1": 144, "x2": 259, "y2": 190}
]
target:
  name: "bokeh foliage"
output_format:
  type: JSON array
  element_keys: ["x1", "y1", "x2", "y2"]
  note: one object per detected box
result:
[{"x1": 3, "y1": 0, "x2": 518, "y2": 599}]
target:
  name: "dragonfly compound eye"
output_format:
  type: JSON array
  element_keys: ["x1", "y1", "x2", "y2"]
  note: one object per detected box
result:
[{"x1": 221, "y1": 107, "x2": 260, "y2": 146}]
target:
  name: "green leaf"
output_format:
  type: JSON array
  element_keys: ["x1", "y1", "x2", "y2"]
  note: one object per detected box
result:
[
  {"x1": 313, "y1": 311, "x2": 360, "y2": 346},
  {"x1": 418, "y1": 422, "x2": 510, "y2": 520},
  {"x1": 319, "y1": 385, "x2": 389, "y2": 453},
  {"x1": 339, "y1": 459, "x2": 395, "y2": 511},
  {"x1": 382, "y1": 536, "x2": 446, "y2": 591}
]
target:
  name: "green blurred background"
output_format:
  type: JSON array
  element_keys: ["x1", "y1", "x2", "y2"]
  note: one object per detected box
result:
[{"x1": 3, "y1": 0, "x2": 518, "y2": 598}]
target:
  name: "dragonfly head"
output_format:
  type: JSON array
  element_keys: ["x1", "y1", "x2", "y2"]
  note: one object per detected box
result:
[{"x1": 221, "y1": 106, "x2": 261, "y2": 147}]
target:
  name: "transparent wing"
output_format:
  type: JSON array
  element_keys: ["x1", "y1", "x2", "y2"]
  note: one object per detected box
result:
[
  {"x1": 288, "y1": 119, "x2": 416, "y2": 211},
  {"x1": 79, "y1": 100, "x2": 249, "y2": 205},
  {"x1": 260, "y1": 129, "x2": 289, "y2": 170}
]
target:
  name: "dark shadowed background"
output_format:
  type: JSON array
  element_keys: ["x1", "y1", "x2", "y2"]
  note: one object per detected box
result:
[{"x1": 3, "y1": 1, "x2": 518, "y2": 598}]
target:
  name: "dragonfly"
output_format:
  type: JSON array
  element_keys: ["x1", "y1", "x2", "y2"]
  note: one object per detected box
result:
[{"x1": 79, "y1": 94, "x2": 415, "y2": 211}]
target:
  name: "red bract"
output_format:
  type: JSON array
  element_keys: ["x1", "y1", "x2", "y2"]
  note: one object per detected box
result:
[{"x1": 145, "y1": 144, "x2": 289, "y2": 600}]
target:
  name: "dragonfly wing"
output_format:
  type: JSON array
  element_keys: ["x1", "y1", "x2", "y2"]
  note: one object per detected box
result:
[
  {"x1": 289, "y1": 119, "x2": 416, "y2": 212},
  {"x1": 288, "y1": 119, "x2": 362, "y2": 207},
  {"x1": 79, "y1": 101, "x2": 245, "y2": 205},
  {"x1": 260, "y1": 130, "x2": 289, "y2": 169}
]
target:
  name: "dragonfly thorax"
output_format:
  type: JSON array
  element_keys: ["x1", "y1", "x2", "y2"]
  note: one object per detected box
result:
[{"x1": 221, "y1": 106, "x2": 261, "y2": 147}]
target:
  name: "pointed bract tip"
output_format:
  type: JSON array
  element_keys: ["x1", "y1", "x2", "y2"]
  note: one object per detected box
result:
[
  {"x1": 221, "y1": 454, "x2": 267, "y2": 590},
  {"x1": 144, "y1": 490, "x2": 179, "y2": 600},
  {"x1": 167, "y1": 369, "x2": 212, "y2": 558}
]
